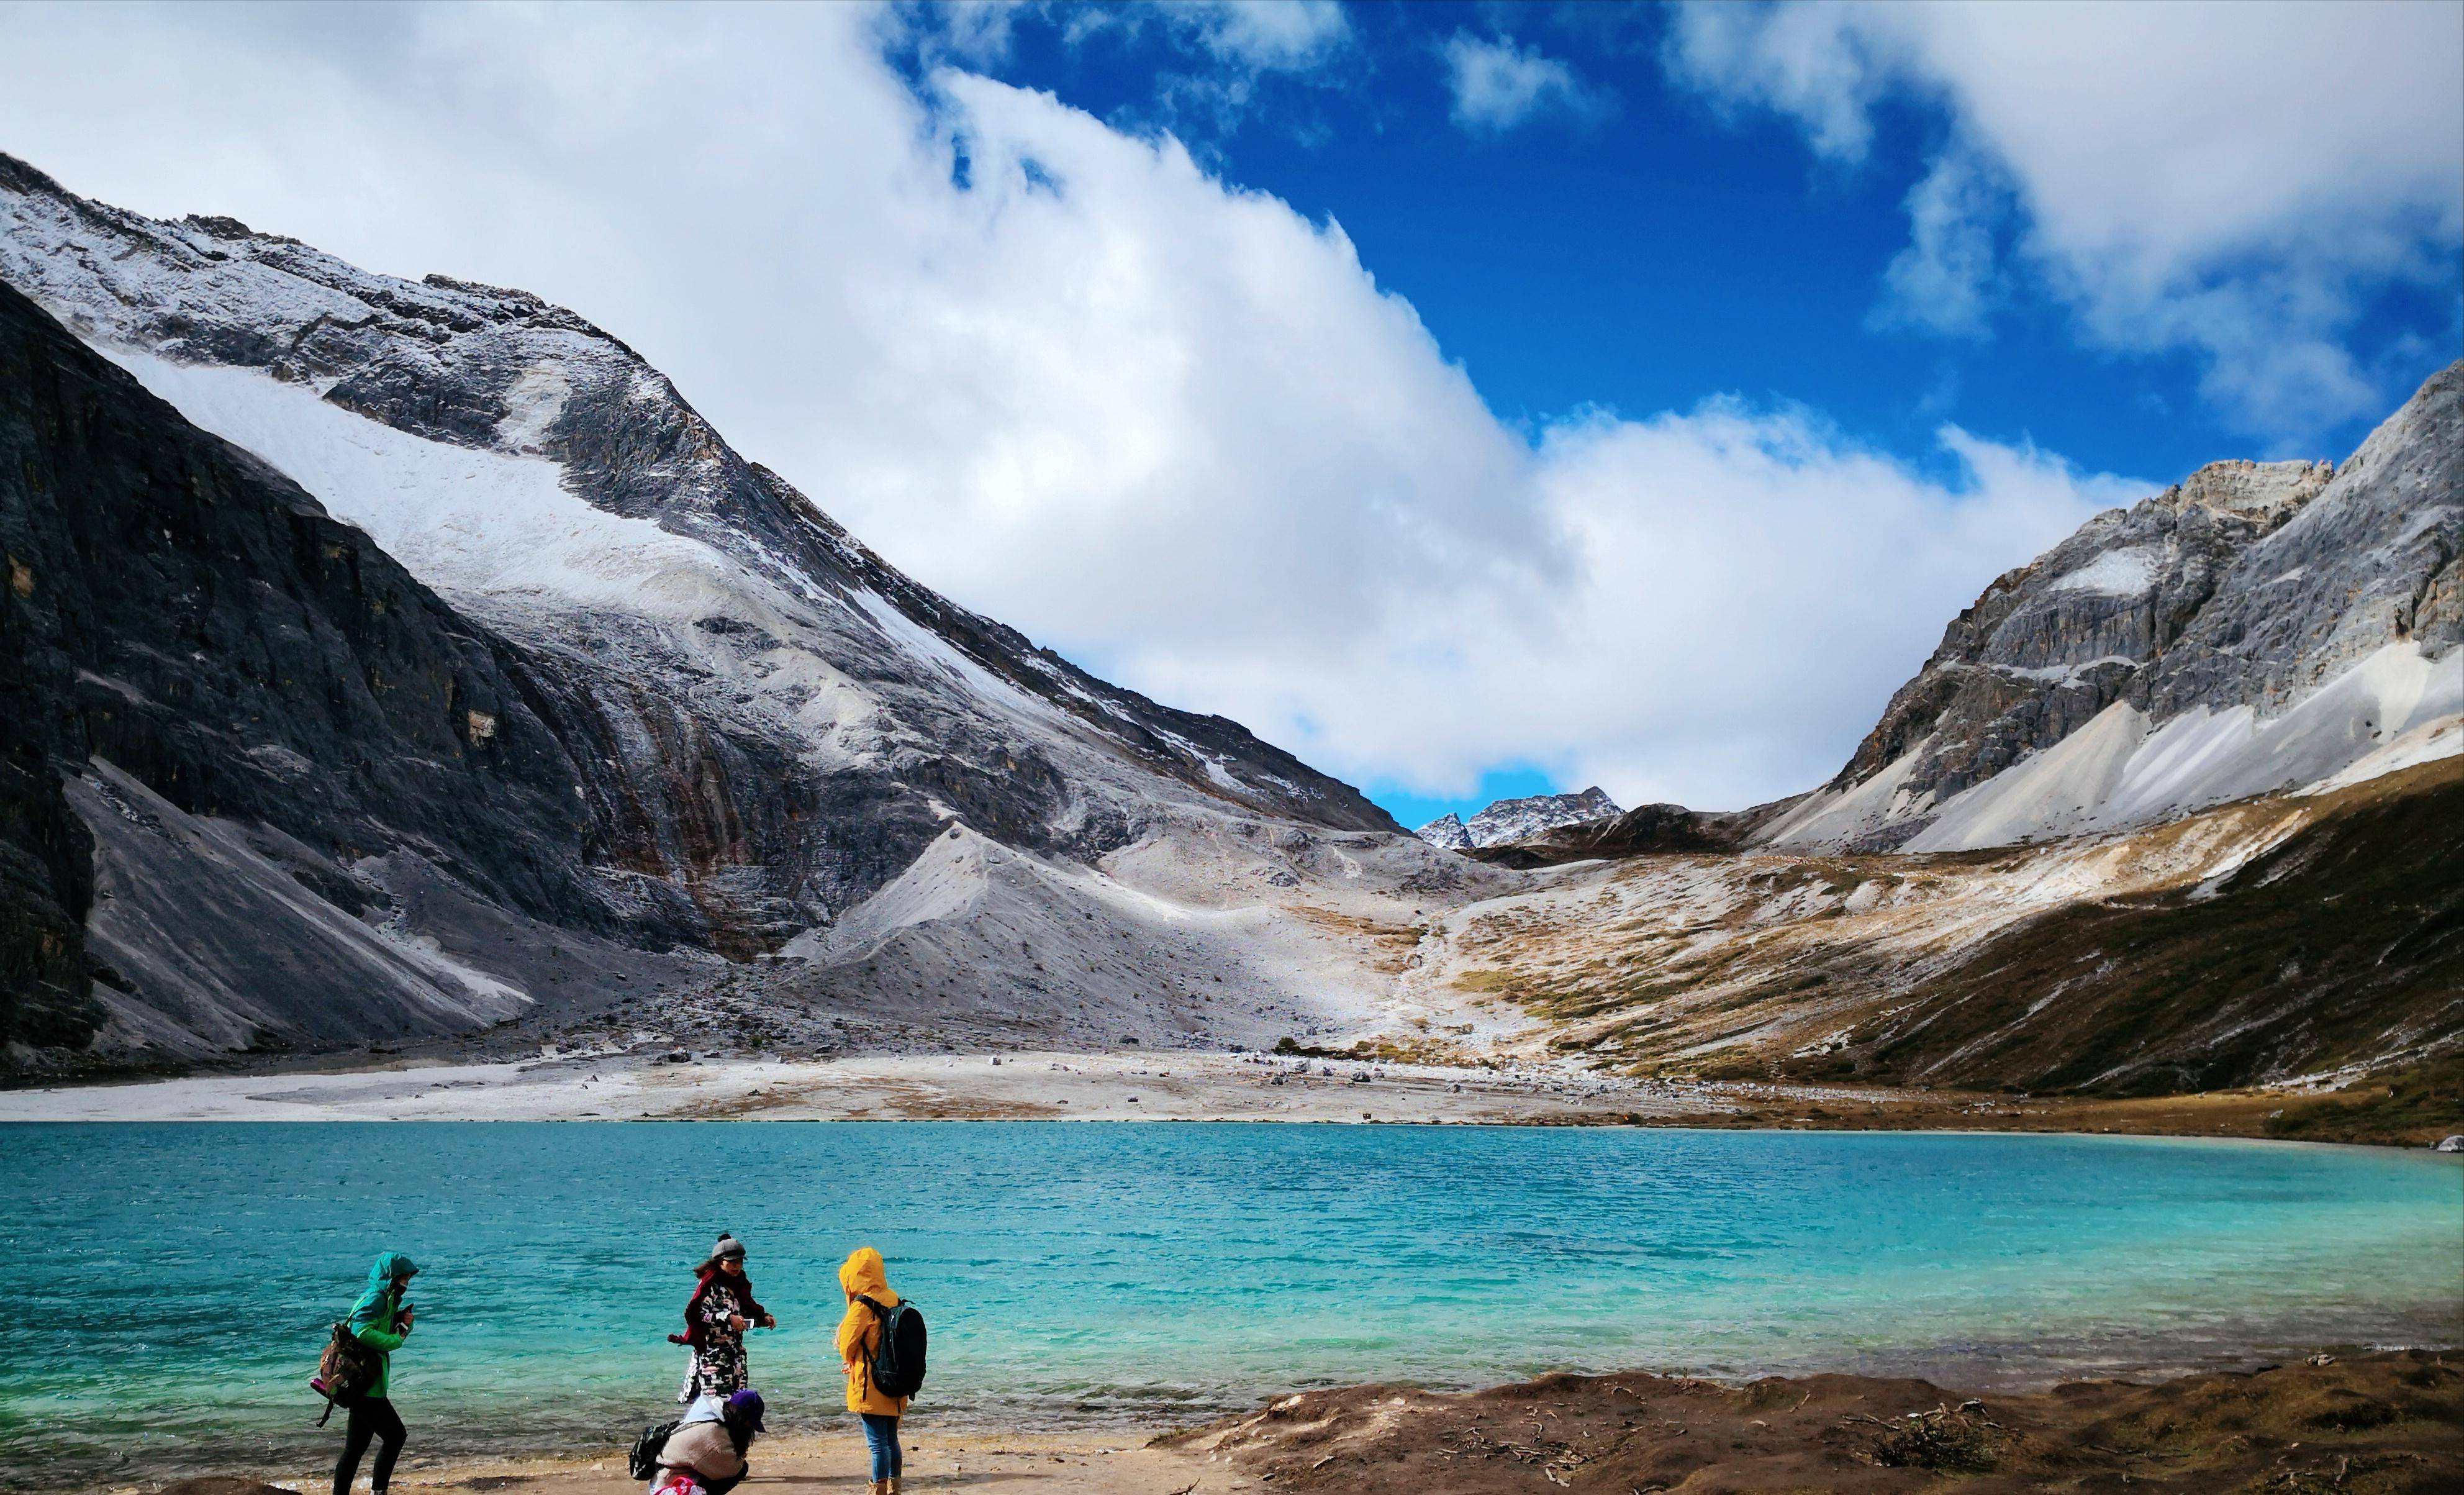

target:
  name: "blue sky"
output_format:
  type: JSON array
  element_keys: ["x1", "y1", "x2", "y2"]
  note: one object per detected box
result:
[
  {"x1": 4, "y1": 1, "x2": 2458, "y2": 828},
  {"x1": 877, "y1": 0, "x2": 2461, "y2": 825},
  {"x1": 922, "y1": 4, "x2": 2434, "y2": 486},
  {"x1": 918, "y1": 2, "x2": 2460, "y2": 474}
]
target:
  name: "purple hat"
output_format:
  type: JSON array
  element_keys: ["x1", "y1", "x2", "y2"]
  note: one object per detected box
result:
[{"x1": 725, "y1": 1389, "x2": 765, "y2": 1431}]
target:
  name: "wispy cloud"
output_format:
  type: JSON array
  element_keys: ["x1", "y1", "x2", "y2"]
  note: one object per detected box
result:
[
  {"x1": 1168, "y1": 0, "x2": 1350, "y2": 73},
  {"x1": 902, "y1": 1, "x2": 1354, "y2": 140},
  {"x1": 1870, "y1": 146, "x2": 2008, "y2": 339},
  {"x1": 1439, "y1": 32, "x2": 1610, "y2": 135}
]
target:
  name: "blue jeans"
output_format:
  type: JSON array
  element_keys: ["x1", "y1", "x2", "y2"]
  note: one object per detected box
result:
[{"x1": 860, "y1": 1414, "x2": 901, "y2": 1481}]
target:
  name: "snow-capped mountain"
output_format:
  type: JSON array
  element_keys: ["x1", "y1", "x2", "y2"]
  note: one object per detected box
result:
[
  {"x1": 1386, "y1": 365, "x2": 2462, "y2": 1098},
  {"x1": 1760, "y1": 366, "x2": 2462, "y2": 853},
  {"x1": 1417, "y1": 787, "x2": 1621, "y2": 850},
  {"x1": 1402, "y1": 370, "x2": 2462, "y2": 1095},
  {"x1": 7, "y1": 143, "x2": 2450, "y2": 1084},
  {"x1": 0, "y1": 154, "x2": 1444, "y2": 1067}
]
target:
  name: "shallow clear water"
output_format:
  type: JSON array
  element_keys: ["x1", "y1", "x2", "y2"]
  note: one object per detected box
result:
[{"x1": 0, "y1": 1122, "x2": 2455, "y2": 1487}]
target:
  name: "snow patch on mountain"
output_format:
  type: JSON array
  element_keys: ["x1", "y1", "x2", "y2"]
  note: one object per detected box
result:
[
  {"x1": 104, "y1": 350, "x2": 737, "y2": 616},
  {"x1": 2050, "y1": 546, "x2": 2158, "y2": 596},
  {"x1": 1778, "y1": 640, "x2": 2464, "y2": 855}
]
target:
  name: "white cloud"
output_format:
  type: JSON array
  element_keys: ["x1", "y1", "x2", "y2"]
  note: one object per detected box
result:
[
  {"x1": 1440, "y1": 32, "x2": 1607, "y2": 134},
  {"x1": 0, "y1": 1, "x2": 2136, "y2": 811},
  {"x1": 1065, "y1": 396, "x2": 2131, "y2": 809},
  {"x1": 1479, "y1": 408, "x2": 2135, "y2": 807},
  {"x1": 1665, "y1": 0, "x2": 2464, "y2": 443}
]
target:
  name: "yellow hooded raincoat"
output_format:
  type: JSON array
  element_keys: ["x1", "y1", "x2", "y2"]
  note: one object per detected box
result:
[{"x1": 833, "y1": 1247, "x2": 908, "y2": 1416}]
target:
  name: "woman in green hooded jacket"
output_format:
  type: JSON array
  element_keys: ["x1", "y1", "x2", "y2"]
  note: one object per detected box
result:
[{"x1": 333, "y1": 1252, "x2": 419, "y2": 1495}]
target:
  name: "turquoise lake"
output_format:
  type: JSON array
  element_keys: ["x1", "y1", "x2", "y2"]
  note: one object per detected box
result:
[{"x1": 0, "y1": 1123, "x2": 2457, "y2": 1488}]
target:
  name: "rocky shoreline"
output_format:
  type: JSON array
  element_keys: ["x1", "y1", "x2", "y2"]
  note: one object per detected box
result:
[
  {"x1": 1177, "y1": 1350, "x2": 2464, "y2": 1494},
  {"x1": 118, "y1": 1352, "x2": 2464, "y2": 1495}
]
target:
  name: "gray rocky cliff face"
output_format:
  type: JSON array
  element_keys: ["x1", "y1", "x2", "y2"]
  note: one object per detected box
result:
[
  {"x1": 1413, "y1": 812, "x2": 1472, "y2": 850},
  {"x1": 1763, "y1": 362, "x2": 2462, "y2": 853},
  {"x1": 1828, "y1": 460, "x2": 2331, "y2": 817},
  {"x1": 0, "y1": 280, "x2": 702, "y2": 1058},
  {"x1": 2142, "y1": 364, "x2": 2464, "y2": 720}
]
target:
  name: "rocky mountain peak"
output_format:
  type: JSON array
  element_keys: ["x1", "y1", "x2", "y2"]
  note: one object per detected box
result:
[
  {"x1": 1419, "y1": 786, "x2": 1622, "y2": 850},
  {"x1": 2168, "y1": 458, "x2": 2332, "y2": 519},
  {"x1": 0, "y1": 153, "x2": 1396, "y2": 831},
  {"x1": 1759, "y1": 360, "x2": 2461, "y2": 854}
]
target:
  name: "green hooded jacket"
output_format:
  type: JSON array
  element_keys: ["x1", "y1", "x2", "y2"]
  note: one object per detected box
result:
[{"x1": 346, "y1": 1252, "x2": 419, "y2": 1398}]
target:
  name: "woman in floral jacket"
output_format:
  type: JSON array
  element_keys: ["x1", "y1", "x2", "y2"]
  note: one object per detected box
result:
[{"x1": 675, "y1": 1234, "x2": 772, "y2": 1403}]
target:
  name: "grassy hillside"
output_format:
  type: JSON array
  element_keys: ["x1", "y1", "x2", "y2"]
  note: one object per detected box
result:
[{"x1": 1789, "y1": 757, "x2": 2464, "y2": 1095}]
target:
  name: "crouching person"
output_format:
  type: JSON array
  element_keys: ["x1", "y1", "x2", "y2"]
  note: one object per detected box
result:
[{"x1": 650, "y1": 1389, "x2": 764, "y2": 1495}]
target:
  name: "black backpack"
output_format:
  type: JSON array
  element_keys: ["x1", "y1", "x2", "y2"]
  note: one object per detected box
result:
[
  {"x1": 862, "y1": 1296, "x2": 928, "y2": 1399},
  {"x1": 311, "y1": 1322, "x2": 380, "y2": 1425},
  {"x1": 627, "y1": 1419, "x2": 681, "y2": 1481}
]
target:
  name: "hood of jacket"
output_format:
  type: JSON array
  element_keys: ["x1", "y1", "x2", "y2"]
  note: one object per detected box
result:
[
  {"x1": 349, "y1": 1252, "x2": 417, "y2": 1329},
  {"x1": 837, "y1": 1247, "x2": 896, "y2": 1307}
]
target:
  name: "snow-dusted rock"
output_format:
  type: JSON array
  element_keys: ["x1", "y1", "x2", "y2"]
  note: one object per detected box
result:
[
  {"x1": 0, "y1": 155, "x2": 1395, "y2": 906},
  {"x1": 1414, "y1": 813, "x2": 1473, "y2": 850},
  {"x1": 0, "y1": 153, "x2": 1441, "y2": 1066},
  {"x1": 1461, "y1": 787, "x2": 1620, "y2": 848},
  {"x1": 1761, "y1": 367, "x2": 2462, "y2": 853}
]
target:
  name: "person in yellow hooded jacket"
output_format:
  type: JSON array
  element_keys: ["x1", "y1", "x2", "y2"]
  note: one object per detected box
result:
[{"x1": 833, "y1": 1247, "x2": 908, "y2": 1495}]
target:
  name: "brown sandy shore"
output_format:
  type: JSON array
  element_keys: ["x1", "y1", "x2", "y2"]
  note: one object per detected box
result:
[{"x1": 147, "y1": 1353, "x2": 2462, "y2": 1495}]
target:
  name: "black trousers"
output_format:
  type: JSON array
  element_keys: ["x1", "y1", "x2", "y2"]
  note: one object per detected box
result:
[{"x1": 334, "y1": 1397, "x2": 407, "y2": 1495}]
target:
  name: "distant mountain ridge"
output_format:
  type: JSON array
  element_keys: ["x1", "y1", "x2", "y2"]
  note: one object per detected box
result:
[
  {"x1": 1417, "y1": 786, "x2": 1619, "y2": 850},
  {"x1": 4, "y1": 147, "x2": 2455, "y2": 1095}
]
